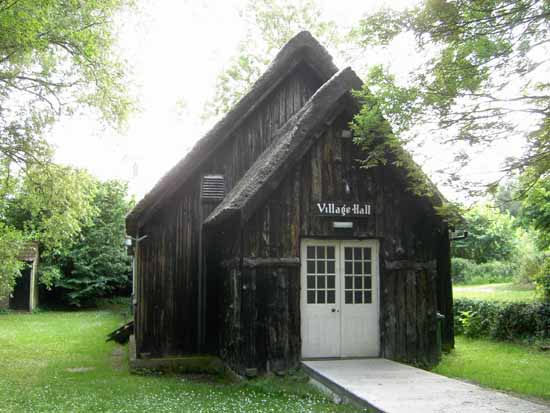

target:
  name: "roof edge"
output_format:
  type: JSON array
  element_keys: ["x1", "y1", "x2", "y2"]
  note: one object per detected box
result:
[{"x1": 126, "y1": 31, "x2": 338, "y2": 235}]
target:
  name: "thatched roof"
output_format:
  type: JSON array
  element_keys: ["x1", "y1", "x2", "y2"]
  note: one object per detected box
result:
[
  {"x1": 205, "y1": 67, "x2": 362, "y2": 226},
  {"x1": 126, "y1": 31, "x2": 338, "y2": 234}
]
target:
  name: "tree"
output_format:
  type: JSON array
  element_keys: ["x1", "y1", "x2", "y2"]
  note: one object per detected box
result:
[
  {"x1": 0, "y1": 0, "x2": 133, "y2": 168},
  {"x1": 519, "y1": 176, "x2": 550, "y2": 248},
  {"x1": 452, "y1": 203, "x2": 517, "y2": 263},
  {"x1": 1, "y1": 164, "x2": 97, "y2": 290},
  {"x1": 352, "y1": 0, "x2": 550, "y2": 194},
  {"x1": 54, "y1": 180, "x2": 132, "y2": 306},
  {"x1": 204, "y1": 0, "x2": 343, "y2": 118}
]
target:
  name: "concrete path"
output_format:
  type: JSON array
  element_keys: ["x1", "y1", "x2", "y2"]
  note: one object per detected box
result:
[{"x1": 302, "y1": 358, "x2": 550, "y2": 413}]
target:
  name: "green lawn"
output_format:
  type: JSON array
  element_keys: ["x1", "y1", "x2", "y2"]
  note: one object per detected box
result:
[
  {"x1": 453, "y1": 282, "x2": 537, "y2": 302},
  {"x1": 434, "y1": 336, "x2": 550, "y2": 401},
  {"x1": 0, "y1": 306, "x2": 360, "y2": 413}
]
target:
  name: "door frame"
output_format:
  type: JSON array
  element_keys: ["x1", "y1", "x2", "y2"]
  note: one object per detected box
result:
[{"x1": 300, "y1": 238, "x2": 381, "y2": 359}]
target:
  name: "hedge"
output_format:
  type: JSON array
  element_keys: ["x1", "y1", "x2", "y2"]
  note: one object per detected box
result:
[{"x1": 454, "y1": 298, "x2": 550, "y2": 340}]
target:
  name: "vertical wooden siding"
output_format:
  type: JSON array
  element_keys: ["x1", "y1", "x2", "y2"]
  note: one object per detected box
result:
[
  {"x1": 135, "y1": 63, "x2": 322, "y2": 357},
  {"x1": 216, "y1": 113, "x2": 452, "y2": 372}
]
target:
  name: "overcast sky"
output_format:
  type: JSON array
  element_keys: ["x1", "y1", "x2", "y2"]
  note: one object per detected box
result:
[{"x1": 47, "y1": 0, "x2": 525, "y2": 203}]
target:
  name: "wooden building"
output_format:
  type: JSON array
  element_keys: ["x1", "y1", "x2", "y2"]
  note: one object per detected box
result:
[
  {"x1": 126, "y1": 32, "x2": 453, "y2": 375},
  {"x1": 0, "y1": 242, "x2": 39, "y2": 312}
]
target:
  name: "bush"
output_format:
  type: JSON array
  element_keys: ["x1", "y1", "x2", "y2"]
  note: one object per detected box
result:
[
  {"x1": 452, "y1": 258, "x2": 516, "y2": 285},
  {"x1": 454, "y1": 298, "x2": 550, "y2": 340},
  {"x1": 534, "y1": 255, "x2": 550, "y2": 301}
]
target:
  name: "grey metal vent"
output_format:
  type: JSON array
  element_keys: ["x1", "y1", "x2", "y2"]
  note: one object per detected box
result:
[{"x1": 201, "y1": 174, "x2": 225, "y2": 201}]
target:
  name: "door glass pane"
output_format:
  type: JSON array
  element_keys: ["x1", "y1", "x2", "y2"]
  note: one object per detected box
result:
[
  {"x1": 364, "y1": 276, "x2": 372, "y2": 289},
  {"x1": 345, "y1": 276, "x2": 352, "y2": 289},
  {"x1": 317, "y1": 291, "x2": 325, "y2": 304},
  {"x1": 317, "y1": 275, "x2": 325, "y2": 288},
  {"x1": 343, "y1": 244, "x2": 374, "y2": 305},
  {"x1": 364, "y1": 261, "x2": 372, "y2": 275},
  {"x1": 305, "y1": 244, "x2": 336, "y2": 306},
  {"x1": 364, "y1": 290, "x2": 372, "y2": 303},
  {"x1": 345, "y1": 247, "x2": 352, "y2": 260},
  {"x1": 363, "y1": 247, "x2": 371, "y2": 259},
  {"x1": 317, "y1": 246, "x2": 325, "y2": 259},
  {"x1": 345, "y1": 291, "x2": 353, "y2": 304},
  {"x1": 317, "y1": 261, "x2": 325, "y2": 274},
  {"x1": 345, "y1": 262, "x2": 353, "y2": 274}
]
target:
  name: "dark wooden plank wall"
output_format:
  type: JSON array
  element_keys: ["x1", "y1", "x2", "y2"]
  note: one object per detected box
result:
[
  {"x1": 215, "y1": 113, "x2": 452, "y2": 372},
  {"x1": 135, "y1": 63, "x2": 322, "y2": 357}
]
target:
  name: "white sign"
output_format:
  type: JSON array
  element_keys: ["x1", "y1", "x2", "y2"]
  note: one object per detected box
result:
[{"x1": 316, "y1": 202, "x2": 372, "y2": 217}]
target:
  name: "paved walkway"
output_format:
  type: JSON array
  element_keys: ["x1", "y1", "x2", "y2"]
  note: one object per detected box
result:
[{"x1": 302, "y1": 358, "x2": 549, "y2": 413}]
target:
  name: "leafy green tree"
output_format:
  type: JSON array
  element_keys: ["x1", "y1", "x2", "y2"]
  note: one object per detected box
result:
[
  {"x1": 519, "y1": 176, "x2": 550, "y2": 248},
  {"x1": 54, "y1": 180, "x2": 132, "y2": 306},
  {"x1": 204, "y1": 0, "x2": 343, "y2": 118},
  {"x1": 2, "y1": 164, "x2": 97, "y2": 289},
  {"x1": 0, "y1": 223, "x2": 26, "y2": 298},
  {"x1": 351, "y1": 0, "x2": 550, "y2": 192},
  {"x1": 0, "y1": 0, "x2": 133, "y2": 167},
  {"x1": 452, "y1": 203, "x2": 517, "y2": 263}
]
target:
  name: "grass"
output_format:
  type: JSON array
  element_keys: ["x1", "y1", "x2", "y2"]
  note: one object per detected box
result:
[
  {"x1": 453, "y1": 282, "x2": 537, "y2": 302},
  {"x1": 434, "y1": 336, "x2": 550, "y2": 401},
  {"x1": 0, "y1": 305, "x2": 361, "y2": 413}
]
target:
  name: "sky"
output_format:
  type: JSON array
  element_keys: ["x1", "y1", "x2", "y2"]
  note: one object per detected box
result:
[{"x1": 47, "y1": 0, "x2": 526, "y2": 203}]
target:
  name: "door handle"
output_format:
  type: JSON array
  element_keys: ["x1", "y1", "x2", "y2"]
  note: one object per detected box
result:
[{"x1": 331, "y1": 308, "x2": 339, "y2": 313}]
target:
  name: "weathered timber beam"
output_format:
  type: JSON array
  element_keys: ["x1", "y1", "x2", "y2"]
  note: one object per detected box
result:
[
  {"x1": 221, "y1": 257, "x2": 300, "y2": 269},
  {"x1": 384, "y1": 260, "x2": 437, "y2": 271}
]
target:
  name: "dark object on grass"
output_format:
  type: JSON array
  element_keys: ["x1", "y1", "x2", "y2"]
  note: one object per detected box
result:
[
  {"x1": 540, "y1": 345, "x2": 550, "y2": 352},
  {"x1": 107, "y1": 320, "x2": 134, "y2": 344}
]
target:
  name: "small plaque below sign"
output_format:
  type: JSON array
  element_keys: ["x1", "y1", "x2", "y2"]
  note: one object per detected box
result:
[{"x1": 316, "y1": 202, "x2": 372, "y2": 218}]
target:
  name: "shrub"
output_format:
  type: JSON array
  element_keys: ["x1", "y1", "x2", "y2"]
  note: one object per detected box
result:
[
  {"x1": 451, "y1": 258, "x2": 516, "y2": 285},
  {"x1": 454, "y1": 298, "x2": 550, "y2": 340},
  {"x1": 534, "y1": 255, "x2": 550, "y2": 301}
]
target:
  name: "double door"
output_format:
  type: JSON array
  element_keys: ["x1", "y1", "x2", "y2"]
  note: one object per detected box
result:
[{"x1": 300, "y1": 239, "x2": 379, "y2": 358}]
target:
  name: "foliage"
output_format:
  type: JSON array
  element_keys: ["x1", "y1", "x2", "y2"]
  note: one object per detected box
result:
[
  {"x1": 0, "y1": 223, "x2": 25, "y2": 297},
  {"x1": 434, "y1": 336, "x2": 550, "y2": 401},
  {"x1": 349, "y1": 87, "x2": 466, "y2": 224},
  {"x1": 454, "y1": 298, "x2": 550, "y2": 341},
  {"x1": 452, "y1": 203, "x2": 517, "y2": 263},
  {"x1": 0, "y1": 309, "x2": 360, "y2": 412},
  {"x1": 451, "y1": 258, "x2": 515, "y2": 285},
  {"x1": 204, "y1": 0, "x2": 343, "y2": 118},
  {"x1": 0, "y1": 0, "x2": 133, "y2": 168},
  {"x1": 54, "y1": 180, "x2": 132, "y2": 306},
  {"x1": 0, "y1": 163, "x2": 97, "y2": 292},
  {"x1": 2, "y1": 164, "x2": 98, "y2": 290},
  {"x1": 533, "y1": 255, "x2": 550, "y2": 301},
  {"x1": 519, "y1": 176, "x2": 550, "y2": 248},
  {"x1": 352, "y1": 0, "x2": 550, "y2": 192},
  {"x1": 457, "y1": 309, "x2": 485, "y2": 338}
]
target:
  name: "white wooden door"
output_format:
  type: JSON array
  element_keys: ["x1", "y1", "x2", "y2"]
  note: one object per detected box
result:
[
  {"x1": 339, "y1": 240, "x2": 380, "y2": 357},
  {"x1": 300, "y1": 240, "x2": 341, "y2": 358},
  {"x1": 301, "y1": 239, "x2": 379, "y2": 359}
]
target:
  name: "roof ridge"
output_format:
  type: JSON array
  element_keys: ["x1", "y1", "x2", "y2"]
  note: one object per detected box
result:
[
  {"x1": 204, "y1": 67, "x2": 363, "y2": 226},
  {"x1": 126, "y1": 31, "x2": 339, "y2": 233}
]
